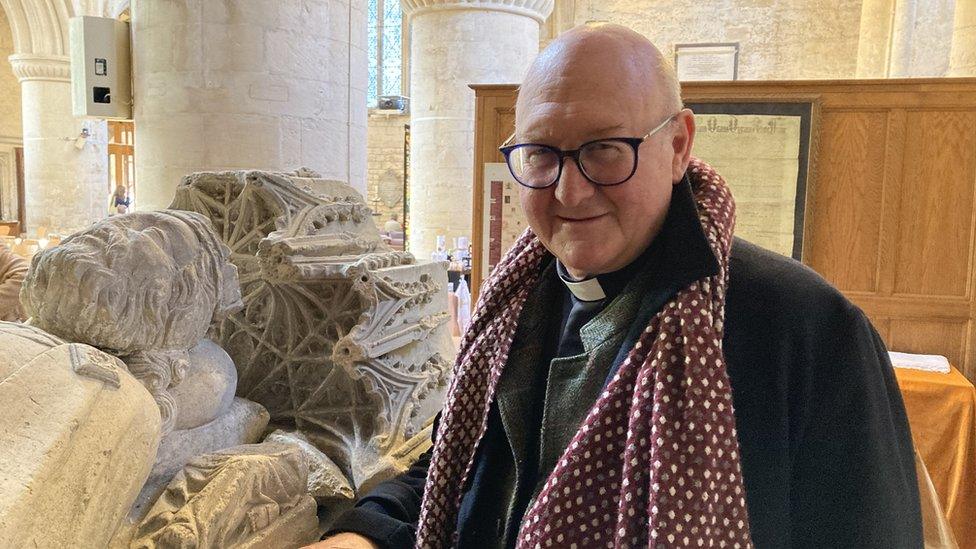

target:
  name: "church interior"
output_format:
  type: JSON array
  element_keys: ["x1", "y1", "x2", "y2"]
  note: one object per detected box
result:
[{"x1": 0, "y1": 1, "x2": 975, "y2": 547}]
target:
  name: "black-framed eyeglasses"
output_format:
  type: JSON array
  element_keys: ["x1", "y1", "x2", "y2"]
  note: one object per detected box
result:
[{"x1": 498, "y1": 113, "x2": 678, "y2": 189}]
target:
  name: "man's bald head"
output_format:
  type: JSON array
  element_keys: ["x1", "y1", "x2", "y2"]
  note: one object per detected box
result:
[
  {"x1": 516, "y1": 23, "x2": 682, "y2": 134},
  {"x1": 511, "y1": 22, "x2": 696, "y2": 279}
]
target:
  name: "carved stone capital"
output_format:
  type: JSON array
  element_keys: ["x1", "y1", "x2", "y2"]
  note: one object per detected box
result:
[
  {"x1": 8, "y1": 54, "x2": 71, "y2": 83},
  {"x1": 401, "y1": 0, "x2": 554, "y2": 23}
]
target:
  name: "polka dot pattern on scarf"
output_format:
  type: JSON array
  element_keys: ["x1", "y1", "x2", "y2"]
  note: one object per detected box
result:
[{"x1": 416, "y1": 159, "x2": 752, "y2": 549}]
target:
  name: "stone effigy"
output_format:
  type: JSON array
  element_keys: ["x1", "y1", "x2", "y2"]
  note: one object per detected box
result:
[
  {"x1": 0, "y1": 322, "x2": 160, "y2": 548},
  {"x1": 0, "y1": 242, "x2": 28, "y2": 321},
  {"x1": 170, "y1": 170, "x2": 454, "y2": 487},
  {"x1": 21, "y1": 210, "x2": 244, "y2": 434},
  {"x1": 19, "y1": 210, "x2": 272, "y2": 530},
  {"x1": 131, "y1": 443, "x2": 319, "y2": 549}
]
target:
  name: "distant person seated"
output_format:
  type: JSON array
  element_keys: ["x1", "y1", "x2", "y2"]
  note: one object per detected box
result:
[
  {"x1": 0, "y1": 242, "x2": 28, "y2": 321},
  {"x1": 111, "y1": 185, "x2": 131, "y2": 215},
  {"x1": 383, "y1": 215, "x2": 403, "y2": 234}
]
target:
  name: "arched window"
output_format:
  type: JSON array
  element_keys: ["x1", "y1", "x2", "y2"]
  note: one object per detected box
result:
[{"x1": 367, "y1": 0, "x2": 404, "y2": 107}]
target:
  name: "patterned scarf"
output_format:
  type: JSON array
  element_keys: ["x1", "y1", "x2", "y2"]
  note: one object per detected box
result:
[{"x1": 417, "y1": 159, "x2": 752, "y2": 548}]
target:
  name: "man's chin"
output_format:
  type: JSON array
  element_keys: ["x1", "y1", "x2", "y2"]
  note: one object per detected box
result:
[{"x1": 556, "y1": 252, "x2": 615, "y2": 279}]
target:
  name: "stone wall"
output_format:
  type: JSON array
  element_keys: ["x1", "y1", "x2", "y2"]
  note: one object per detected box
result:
[
  {"x1": 0, "y1": 9, "x2": 21, "y2": 223},
  {"x1": 897, "y1": 0, "x2": 956, "y2": 77},
  {"x1": 365, "y1": 111, "x2": 408, "y2": 225},
  {"x1": 0, "y1": 9, "x2": 21, "y2": 141},
  {"x1": 133, "y1": 0, "x2": 369, "y2": 210},
  {"x1": 544, "y1": 0, "x2": 965, "y2": 80},
  {"x1": 568, "y1": 0, "x2": 863, "y2": 79}
]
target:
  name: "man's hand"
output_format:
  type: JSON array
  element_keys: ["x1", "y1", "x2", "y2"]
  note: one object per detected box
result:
[{"x1": 302, "y1": 532, "x2": 379, "y2": 549}]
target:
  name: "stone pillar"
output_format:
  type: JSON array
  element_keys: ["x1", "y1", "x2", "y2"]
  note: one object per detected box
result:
[
  {"x1": 9, "y1": 54, "x2": 109, "y2": 236},
  {"x1": 855, "y1": 0, "x2": 919, "y2": 78},
  {"x1": 948, "y1": 0, "x2": 976, "y2": 76},
  {"x1": 402, "y1": 0, "x2": 553, "y2": 259},
  {"x1": 887, "y1": 0, "x2": 918, "y2": 77},
  {"x1": 131, "y1": 0, "x2": 368, "y2": 210}
]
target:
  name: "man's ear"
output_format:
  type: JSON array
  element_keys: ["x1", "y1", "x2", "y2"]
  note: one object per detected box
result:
[{"x1": 671, "y1": 108, "x2": 696, "y2": 183}]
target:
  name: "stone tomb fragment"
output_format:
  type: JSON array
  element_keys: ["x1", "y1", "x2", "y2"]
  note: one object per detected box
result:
[
  {"x1": 131, "y1": 443, "x2": 319, "y2": 549},
  {"x1": 19, "y1": 210, "x2": 271, "y2": 526},
  {"x1": 0, "y1": 322, "x2": 160, "y2": 548},
  {"x1": 170, "y1": 170, "x2": 454, "y2": 487}
]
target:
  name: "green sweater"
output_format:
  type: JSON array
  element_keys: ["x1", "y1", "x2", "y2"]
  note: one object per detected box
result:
[{"x1": 484, "y1": 249, "x2": 660, "y2": 547}]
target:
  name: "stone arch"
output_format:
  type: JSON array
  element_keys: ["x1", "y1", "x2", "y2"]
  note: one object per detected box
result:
[
  {"x1": 0, "y1": 0, "x2": 123, "y2": 57},
  {"x1": 0, "y1": 0, "x2": 72, "y2": 55}
]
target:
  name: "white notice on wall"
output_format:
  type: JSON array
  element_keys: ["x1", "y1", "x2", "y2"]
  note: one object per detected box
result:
[{"x1": 675, "y1": 43, "x2": 738, "y2": 81}]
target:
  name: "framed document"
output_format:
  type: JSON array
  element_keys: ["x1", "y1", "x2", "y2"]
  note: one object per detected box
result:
[
  {"x1": 481, "y1": 162, "x2": 528, "y2": 281},
  {"x1": 675, "y1": 43, "x2": 739, "y2": 81},
  {"x1": 685, "y1": 102, "x2": 813, "y2": 260}
]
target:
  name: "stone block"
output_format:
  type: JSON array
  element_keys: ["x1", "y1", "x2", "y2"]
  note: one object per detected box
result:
[
  {"x1": 170, "y1": 339, "x2": 238, "y2": 431},
  {"x1": 0, "y1": 323, "x2": 160, "y2": 548},
  {"x1": 130, "y1": 397, "x2": 270, "y2": 520},
  {"x1": 170, "y1": 170, "x2": 454, "y2": 488},
  {"x1": 264, "y1": 429, "x2": 355, "y2": 500},
  {"x1": 131, "y1": 443, "x2": 318, "y2": 549}
]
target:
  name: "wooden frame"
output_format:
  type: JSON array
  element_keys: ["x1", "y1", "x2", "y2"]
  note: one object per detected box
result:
[
  {"x1": 108, "y1": 120, "x2": 135, "y2": 205},
  {"x1": 684, "y1": 100, "x2": 814, "y2": 260},
  {"x1": 15, "y1": 147, "x2": 24, "y2": 234}
]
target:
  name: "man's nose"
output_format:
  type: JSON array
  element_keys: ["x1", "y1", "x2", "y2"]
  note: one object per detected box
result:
[{"x1": 554, "y1": 157, "x2": 596, "y2": 207}]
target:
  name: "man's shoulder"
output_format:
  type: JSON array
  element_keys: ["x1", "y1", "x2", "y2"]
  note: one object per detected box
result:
[{"x1": 726, "y1": 237, "x2": 864, "y2": 332}]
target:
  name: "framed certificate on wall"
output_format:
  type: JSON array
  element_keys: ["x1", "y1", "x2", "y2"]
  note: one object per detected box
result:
[
  {"x1": 685, "y1": 101, "x2": 813, "y2": 260},
  {"x1": 675, "y1": 43, "x2": 739, "y2": 81}
]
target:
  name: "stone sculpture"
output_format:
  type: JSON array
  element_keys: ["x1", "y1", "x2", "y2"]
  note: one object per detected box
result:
[
  {"x1": 131, "y1": 443, "x2": 319, "y2": 549},
  {"x1": 19, "y1": 210, "x2": 272, "y2": 527},
  {"x1": 265, "y1": 429, "x2": 355, "y2": 501},
  {"x1": 0, "y1": 322, "x2": 160, "y2": 548},
  {"x1": 170, "y1": 170, "x2": 454, "y2": 487},
  {"x1": 21, "y1": 209, "x2": 244, "y2": 434},
  {"x1": 0, "y1": 242, "x2": 27, "y2": 321}
]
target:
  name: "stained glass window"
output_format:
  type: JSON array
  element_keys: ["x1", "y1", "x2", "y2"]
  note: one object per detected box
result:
[{"x1": 368, "y1": 0, "x2": 404, "y2": 107}]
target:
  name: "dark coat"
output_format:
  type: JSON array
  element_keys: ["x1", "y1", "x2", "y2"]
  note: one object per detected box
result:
[{"x1": 327, "y1": 179, "x2": 923, "y2": 549}]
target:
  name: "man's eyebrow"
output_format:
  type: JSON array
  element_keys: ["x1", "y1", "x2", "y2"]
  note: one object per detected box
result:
[
  {"x1": 588, "y1": 124, "x2": 627, "y2": 135},
  {"x1": 516, "y1": 124, "x2": 628, "y2": 144}
]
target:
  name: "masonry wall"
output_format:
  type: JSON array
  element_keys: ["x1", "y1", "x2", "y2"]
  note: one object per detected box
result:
[{"x1": 365, "y1": 111, "x2": 408, "y2": 224}]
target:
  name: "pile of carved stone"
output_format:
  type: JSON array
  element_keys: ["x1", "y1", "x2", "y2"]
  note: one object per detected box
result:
[{"x1": 0, "y1": 171, "x2": 454, "y2": 548}]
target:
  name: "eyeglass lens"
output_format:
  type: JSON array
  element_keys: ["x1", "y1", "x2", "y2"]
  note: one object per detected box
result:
[{"x1": 508, "y1": 140, "x2": 636, "y2": 188}]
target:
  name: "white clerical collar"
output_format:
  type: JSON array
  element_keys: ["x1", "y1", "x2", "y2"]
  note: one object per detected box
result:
[{"x1": 556, "y1": 260, "x2": 607, "y2": 302}]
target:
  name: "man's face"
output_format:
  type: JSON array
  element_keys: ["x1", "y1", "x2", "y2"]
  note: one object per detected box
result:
[{"x1": 516, "y1": 65, "x2": 687, "y2": 279}]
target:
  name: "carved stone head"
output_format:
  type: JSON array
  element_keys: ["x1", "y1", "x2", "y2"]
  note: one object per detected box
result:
[
  {"x1": 21, "y1": 210, "x2": 242, "y2": 354},
  {"x1": 20, "y1": 210, "x2": 243, "y2": 434}
]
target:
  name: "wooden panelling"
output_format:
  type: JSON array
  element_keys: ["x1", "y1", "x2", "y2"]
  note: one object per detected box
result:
[
  {"x1": 805, "y1": 111, "x2": 888, "y2": 293},
  {"x1": 470, "y1": 85, "x2": 517, "y2": 295},
  {"x1": 471, "y1": 78, "x2": 976, "y2": 382},
  {"x1": 888, "y1": 319, "x2": 969, "y2": 368},
  {"x1": 893, "y1": 110, "x2": 976, "y2": 298}
]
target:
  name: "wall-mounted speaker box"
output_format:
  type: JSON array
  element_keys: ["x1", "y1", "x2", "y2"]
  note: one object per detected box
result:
[{"x1": 69, "y1": 16, "x2": 132, "y2": 120}]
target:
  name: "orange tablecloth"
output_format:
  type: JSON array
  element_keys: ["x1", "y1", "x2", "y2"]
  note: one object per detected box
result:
[{"x1": 895, "y1": 366, "x2": 976, "y2": 547}]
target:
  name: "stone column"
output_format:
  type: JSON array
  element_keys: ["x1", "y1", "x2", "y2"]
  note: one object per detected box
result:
[
  {"x1": 948, "y1": 0, "x2": 976, "y2": 76},
  {"x1": 9, "y1": 54, "x2": 109, "y2": 236},
  {"x1": 131, "y1": 0, "x2": 368, "y2": 210},
  {"x1": 402, "y1": 0, "x2": 552, "y2": 259},
  {"x1": 855, "y1": 0, "x2": 921, "y2": 78}
]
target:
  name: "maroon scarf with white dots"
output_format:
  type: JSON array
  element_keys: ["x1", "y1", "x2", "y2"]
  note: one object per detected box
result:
[{"x1": 417, "y1": 159, "x2": 753, "y2": 548}]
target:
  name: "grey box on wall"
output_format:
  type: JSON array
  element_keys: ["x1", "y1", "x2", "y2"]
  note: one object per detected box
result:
[{"x1": 69, "y1": 16, "x2": 132, "y2": 120}]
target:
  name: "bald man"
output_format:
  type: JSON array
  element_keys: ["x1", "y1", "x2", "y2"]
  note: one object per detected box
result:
[{"x1": 314, "y1": 24, "x2": 921, "y2": 549}]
